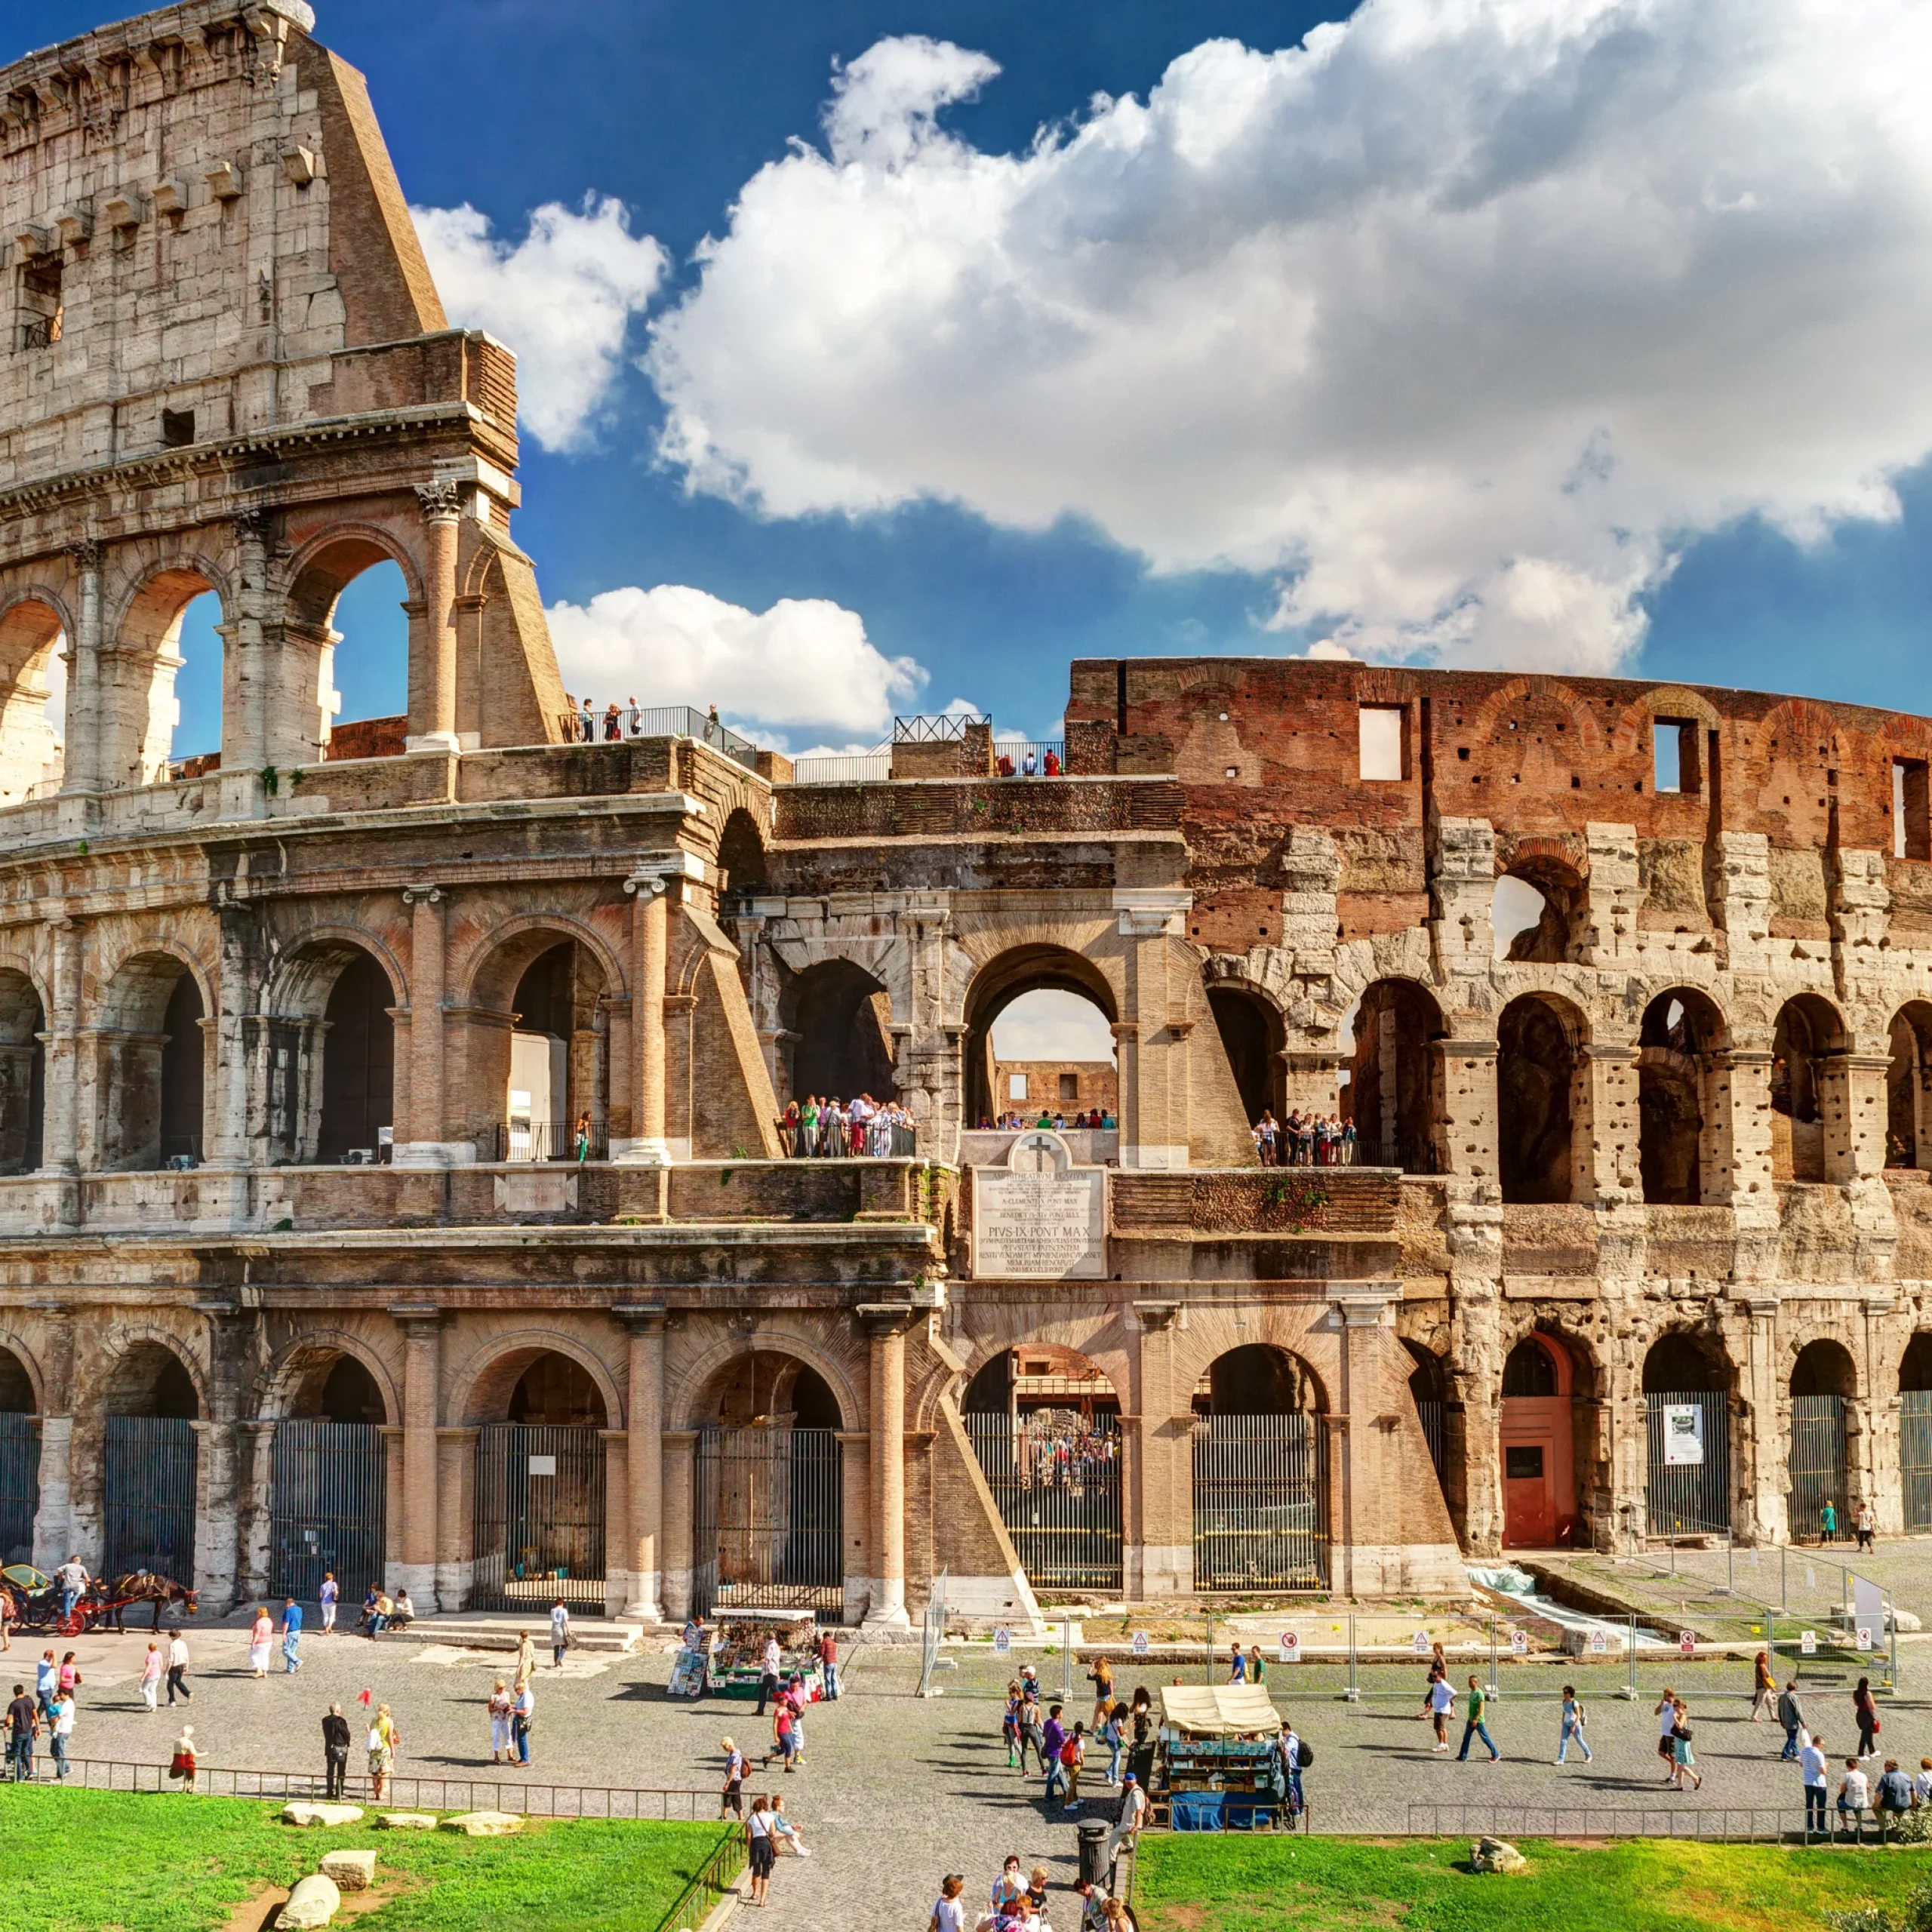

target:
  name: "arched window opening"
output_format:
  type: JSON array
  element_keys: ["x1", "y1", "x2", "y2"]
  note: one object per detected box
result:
[
  {"x1": 101, "y1": 1340, "x2": 198, "y2": 1583},
  {"x1": 1493, "y1": 858, "x2": 1585, "y2": 963},
  {"x1": 0, "y1": 969, "x2": 45, "y2": 1174},
  {"x1": 693, "y1": 1349, "x2": 846, "y2": 1617},
  {"x1": 1641, "y1": 1331, "x2": 1730, "y2": 1537},
  {"x1": 168, "y1": 587, "x2": 225, "y2": 777},
  {"x1": 1403, "y1": 1339, "x2": 1449, "y2": 1491},
  {"x1": 1190, "y1": 1343, "x2": 1327, "y2": 1588},
  {"x1": 1638, "y1": 988, "x2": 1725, "y2": 1206},
  {"x1": 962, "y1": 1345, "x2": 1121, "y2": 1592},
  {"x1": 98, "y1": 954, "x2": 205, "y2": 1171},
  {"x1": 291, "y1": 541, "x2": 411, "y2": 766},
  {"x1": 1502, "y1": 1338, "x2": 1558, "y2": 1398},
  {"x1": 1903, "y1": 1334, "x2": 1932, "y2": 1533},
  {"x1": 1772, "y1": 994, "x2": 1844, "y2": 1183},
  {"x1": 317, "y1": 1354, "x2": 386, "y2": 1426},
  {"x1": 1346, "y1": 978, "x2": 1444, "y2": 1173},
  {"x1": 963, "y1": 948, "x2": 1118, "y2": 1133},
  {"x1": 1497, "y1": 993, "x2": 1585, "y2": 1204},
  {"x1": 1207, "y1": 987, "x2": 1281, "y2": 1135},
  {"x1": 1887, "y1": 1004, "x2": 1932, "y2": 1171},
  {"x1": 470, "y1": 935, "x2": 608, "y2": 1163},
  {"x1": 0, "y1": 598, "x2": 66, "y2": 802},
  {"x1": 473, "y1": 1349, "x2": 609, "y2": 1611},
  {"x1": 317, "y1": 953, "x2": 395, "y2": 1163},
  {"x1": 0, "y1": 1346, "x2": 37, "y2": 1567},
  {"x1": 715, "y1": 808, "x2": 768, "y2": 909},
  {"x1": 1789, "y1": 1339, "x2": 1857, "y2": 1543},
  {"x1": 158, "y1": 972, "x2": 205, "y2": 1168},
  {"x1": 783, "y1": 959, "x2": 896, "y2": 1115}
]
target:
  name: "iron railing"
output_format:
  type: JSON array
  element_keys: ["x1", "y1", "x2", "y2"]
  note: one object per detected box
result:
[
  {"x1": 19, "y1": 317, "x2": 59, "y2": 352},
  {"x1": 557, "y1": 705, "x2": 757, "y2": 768},
  {"x1": 472, "y1": 1424, "x2": 607, "y2": 1610},
  {"x1": 964, "y1": 1409, "x2": 1123, "y2": 1591},
  {"x1": 990, "y1": 740, "x2": 1066, "y2": 776},
  {"x1": 657, "y1": 1820, "x2": 748, "y2": 1932},
  {"x1": 1192, "y1": 1413, "x2": 1328, "y2": 1590},
  {"x1": 103, "y1": 1414, "x2": 196, "y2": 1581},
  {"x1": 1903, "y1": 1389, "x2": 1932, "y2": 1531},
  {"x1": 1403, "y1": 1803, "x2": 1866, "y2": 1844},
  {"x1": 48, "y1": 1758, "x2": 715, "y2": 1819},
  {"x1": 496, "y1": 1121, "x2": 609, "y2": 1163},
  {"x1": 691, "y1": 1423, "x2": 844, "y2": 1617},
  {"x1": 894, "y1": 713, "x2": 986, "y2": 741},
  {"x1": 269, "y1": 1420, "x2": 386, "y2": 1605},
  {"x1": 1644, "y1": 1390, "x2": 1730, "y2": 1537},
  {"x1": 1789, "y1": 1393, "x2": 1849, "y2": 1539},
  {"x1": 779, "y1": 1116, "x2": 917, "y2": 1158},
  {"x1": 788, "y1": 752, "x2": 893, "y2": 785},
  {"x1": 0, "y1": 1411, "x2": 38, "y2": 1568},
  {"x1": 1261, "y1": 1136, "x2": 1362, "y2": 1167},
  {"x1": 1415, "y1": 1399, "x2": 1447, "y2": 1483}
]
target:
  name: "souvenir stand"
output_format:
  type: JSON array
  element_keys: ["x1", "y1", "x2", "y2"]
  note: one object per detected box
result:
[
  {"x1": 1153, "y1": 1684, "x2": 1286, "y2": 1829},
  {"x1": 704, "y1": 1607, "x2": 825, "y2": 1700}
]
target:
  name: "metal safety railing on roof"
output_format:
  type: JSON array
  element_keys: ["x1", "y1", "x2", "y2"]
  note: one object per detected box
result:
[
  {"x1": 789, "y1": 751, "x2": 893, "y2": 784},
  {"x1": 894, "y1": 712, "x2": 987, "y2": 742},
  {"x1": 556, "y1": 704, "x2": 758, "y2": 768}
]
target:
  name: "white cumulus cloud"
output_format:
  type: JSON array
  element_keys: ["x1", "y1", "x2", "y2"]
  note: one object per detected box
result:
[
  {"x1": 414, "y1": 195, "x2": 666, "y2": 454},
  {"x1": 647, "y1": 0, "x2": 1932, "y2": 672},
  {"x1": 544, "y1": 584, "x2": 925, "y2": 743}
]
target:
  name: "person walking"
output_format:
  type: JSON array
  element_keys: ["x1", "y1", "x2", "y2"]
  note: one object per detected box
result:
[
  {"x1": 318, "y1": 1573, "x2": 339, "y2": 1635},
  {"x1": 1088, "y1": 1655, "x2": 1115, "y2": 1730},
  {"x1": 817, "y1": 1627, "x2": 838, "y2": 1700},
  {"x1": 931, "y1": 1875, "x2": 968, "y2": 1932},
  {"x1": 367, "y1": 1702, "x2": 398, "y2": 1801},
  {"x1": 281, "y1": 1598, "x2": 304, "y2": 1674},
  {"x1": 515, "y1": 1629, "x2": 536, "y2": 1684},
  {"x1": 1557, "y1": 1684, "x2": 1591, "y2": 1763},
  {"x1": 488, "y1": 1678, "x2": 513, "y2": 1763},
  {"x1": 766, "y1": 1697, "x2": 796, "y2": 1773},
  {"x1": 1101, "y1": 1700, "x2": 1127, "y2": 1786},
  {"x1": 1128, "y1": 1686, "x2": 1155, "y2": 1789},
  {"x1": 1021, "y1": 1682, "x2": 1048, "y2": 1774},
  {"x1": 6, "y1": 1680, "x2": 35, "y2": 1780},
  {"x1": 139, "y1": 1640, "x2": 164, "y2": 1713},
  {"x1": 1227, "y1": 1642, "x2": 1247, "y2": 1684},
  {"x1": 1821, "y1": 1498, "x2": 1838, "y2": 1543},
  {"x1": 757, "y1": 1633, "x2": 782, "y2": 1715},
  {"x1": 1654, "y1": 1687, "x2": 1678, "y2": 1780},
  {"x1": 1916, "y1": 1757, "x2": 1932, "y2": 1809},
  {"x1": 322, "y1": 1702, "x2": 350, "y2": 1799},
  {"x1": 1669, "y1": 1697, "x2": 1702, "y2": 1792},
  {"x1": 746, "y1": 1795, "x2": 776, "y2": 1909},
  {"x1": 1042, "y1": 1703, "x2": 1068, "y2": 1805},
  {"x1": 33, "y1": 1649, "x2": 54, "y2": 1718},
  {"x1": 1060, "y1": 1721, "x2": 1087, "y2": 1811},
  {"x1": 57, "y1": 1651, "x2": 79, "y2": 1708},
  {"x1": 549, "y1": 1597, "x2": 571, "y2": 1669},
  {"x1": 248, "y1": 1606, "x2": 273, "y2": 1678},
  {"x1": 1856, "y1": 1500, "x2": 1876, "y2": 1553},
  {"x1": 1247, "y1": 1644, "x2": 1266, "y2": 1687},
  {"x1": 1802, "y1": 1733, "x2": 1830, "y2": 1837},
  {"x1": 1777, "y1": 1680, "x2": 1805, "y2": 1761},
  {"x1": 1426, "y1": 1670, "x2": 1454, "y2": 1752},
  {"x1": 512, "y1": 1678, "x2": 534, "y2": 1765},
  {"x1": 1749, "y1": 1651, "x2": 1775, "y2": 1721},
  {"x1": 166, "y1": 1631, "x2": 191, "y2": 1705},
  {"x1": 47, "y1": 1687, "x2": 72, "y2": 1779},
  {"x1": 1457, "y1": 1675, "x2": 1500, "y2": 1762},
  {"x1": 1855, "y1": 1676, "x2": 1881, "y2": 1759},
  {"x1": 720, "y1": 1736, "x2": 746, "y2": 1820},
  {"x1": 170, "y1": 1723, "x2": 197, "y2": 1795},
  {"x1": 1003, "y1": 1681, "x2": 1024, "y2": 1769}
]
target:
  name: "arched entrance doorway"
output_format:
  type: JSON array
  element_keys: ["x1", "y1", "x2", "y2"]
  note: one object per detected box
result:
[
  {"x1": 1642, "y1": 1331, "x2": 1730, "y2": 1538},
  {"x1": 692, "y1": 1350, "x2": 844, "y2": 1617},
  {"x1": 1207, "y1": 986, "x2": 1282, "y2": 1131},
  {"x1": 317, "y1": 954, "x2": 395, "y2": 1163},
  {"x1": 1902, "y1": 1334, "x2": 1932, "y2": 1533},
  {"x1": 963, "y1": 1345, "x2": 1122, "y2": 1592},
  {"x1": 1404, "y1": 1340, "x2": 1449, "y2": 1497},
  {"x1": 1638, "y1": 988, "x2": 1726, "y2": 1204},
  {"x1": 1497, "y1": 992, "x2": 1586, "y2": 1203},
  {"x1": 471, "y1": 1351, "x2": 608, "y2": 1610},
  {"x1": 782, "y1": 961, "x2": 896, "y2": 1111},
  {"x1": 1772, "y1": 994, "x2": 1845, "y2": 1182},
  {"x1": 1346, "y1": 979, "x2": 1444, "y2": 1171},
  {"x1": 0, "y1": 1346, "x2": 36, "y2": 1566},
  {"x1": 1500, "y1": 1334, "x2": 1580, "y2": 1548},
  {"x1": 1887, "y1": 1004, "x2": 1932, "y2": 1171},
  {"x1": 102, "y1": 1341, "x2": 198, "y2": 1581},
  {"x1": 1190, "y1": 1344, "x2": 1327, "y2": 1589},
  {"x1": 1789, "y1": 1340, "x2": 1856, "y2": 1543},
  {"x1": 269, "y1": 1347, "x2": 389, "y2": 1604},
  {"x1": 962, "y1": 948, "x2": 1118, "y2": 1131}
]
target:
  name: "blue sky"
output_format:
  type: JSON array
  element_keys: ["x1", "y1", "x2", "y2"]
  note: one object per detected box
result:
[{"x1": 23, "y1": 0, "x2": 1932, "y2": 755}]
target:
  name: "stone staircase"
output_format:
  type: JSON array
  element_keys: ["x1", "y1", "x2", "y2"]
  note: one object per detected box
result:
[{"x1": 386, "y1": 1614, "x2": 650, "y2": 1655}]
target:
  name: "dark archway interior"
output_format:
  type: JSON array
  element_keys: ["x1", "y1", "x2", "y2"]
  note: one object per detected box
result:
[
  {"x1": 1497, "y1": 995, "x2": 1578, "y2": 1204},
  {"x1": 1192, "y1": 1343, "x2": 1321, "y2": 1417},
  {"x1": 1887, "y1": 1004, "x2": 1932, "y2": 1169},
  {"x1": 1638, "y1": 989, "x2": 1723, "y2": 1205},
  {"x1": 715, "y1": 808, "x2": 768, "y2": 906},
  {"x1": 512, "y1": 943, "x2": 576, "y2": 1038},
  {"x1": 1903, "y1": 1332, "x2": 1932, "y2": 1394},
  {"x1": 158, "y1": 972, "x2": 205, "y2": 1162},
  {"x1": 1773, "y1": 994, "x2": 1842, "y2": 1183},
  {"x1": 1208, "y1": 987, "x2": 1280, "y2": 1125},
  {"x1": 1348, "y1": 978, "x2": 1443, "y2": 1171},
  {"x1": 106, "y1": 1342, "x2": 199, "y2": 1419},
  {"x1": 706, "y1": 1349, "x2": 843, "y2": 1428},
  {"x1": 1642, "y1": 1331, "x2": 1726, "y2": 1394},
  {"x1": 1502, "y1": 1337, "x2": 1558, "y2": 1397},
  {"x1": 507, "y1": 1352, "x2": 607, "y2": 1426},
  {"x1": 1791, "y1": 1340, "x2": 1855, "y2": 1400},
  {"x1": 0, "y1": 971, "x2": 46, "y2": 1175},
  {"x1": 317, "y1": 1353, "x2": 386, "y2": 1424},
  {"x1": 1500, "y1": 859, "x2": 1586, "y2": 963},
  {"x1": 786, "y1": 960, "x2": 894, "y2": 1106},
  {"x1": 0, "y1": 1347, "x2": 32, "y2": 1412},
  {"x1": 318, "y1": 952, "x2": 394, "y2": 1162},
  {"x1": 1402, "y1": 1339, "x2": 1445, "y2": 1405}
]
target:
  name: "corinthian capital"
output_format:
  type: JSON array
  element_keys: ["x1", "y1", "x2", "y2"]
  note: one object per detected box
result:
[{"x1": 414, "y1": 480, "x2": 463, "y2": 522}]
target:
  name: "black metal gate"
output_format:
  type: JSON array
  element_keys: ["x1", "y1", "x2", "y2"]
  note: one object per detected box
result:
[
  {"x1": 1903, "y1": 1391, "x2": 1932, "y2": 1533},
  {"x1": 472, "y1": 1424, "x2": 605, "y2": 1611},
  {"x1": 103, "y1": 1415, "x2": 197, "y2": 1580},
  {"x1": 964, "y1": 1410, "x2": 1122, "y2": 1592},
  {"x1": 1415, "y1": 1399, "x2": 1447, "y2": 1484},
  {"x1": 0, "y1": 1412, "x2": 38, "y2": 1566},
  {"x1": 269, "y1": 1421, "x2": 386, "y2": 1604},
  {"x1": 1789, "y1": 1393, "x2": 1849, "y2": 1538},
  {"x1": 1192, "y1": 1412, "x2": 1328, "y2": 1589},
  {"x1": 691, "y1": 1424, "x2": 843, "y2": 1617},
  {"x1": 1644, "y1": 1391, "x2": 1730, "y2": 1536}
]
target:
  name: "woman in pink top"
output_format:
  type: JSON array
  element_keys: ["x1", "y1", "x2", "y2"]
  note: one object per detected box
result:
[
  {"x1": 248, "y1": 1607, "x2": 273, "y2": 1678},
  {"x1": 139, "y1": 1641, "x2": 164, "y2": 1712}
]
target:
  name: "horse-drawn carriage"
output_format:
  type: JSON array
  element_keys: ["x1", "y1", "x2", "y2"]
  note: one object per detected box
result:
[{"x1": 0, "y1": 1563, "x2": 197, "y2": 1635}]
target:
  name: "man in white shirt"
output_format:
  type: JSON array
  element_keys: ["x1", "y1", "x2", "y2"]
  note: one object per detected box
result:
[
  {"x1": 1801, "y1": 1735, "x2": 1829, "y2": 1837},
  {"x1": 166, "y1": 1632, "x2": 192, "y2": 1706},
  {"x1": 550, "y1": 1598, "x2": 571, "y2": 1668},
  {"x1": 1839, "y1": 1757, "x2": 1872, "y2": 1841},
  {"x1": 758, "y1": 1635, "x2": 783, "y2": 1715},
  {"x1": 1109, "y1": 1769, "x2": 1148, "y2": 1873},
  {"x1": 1428, "y1": 1674, "x2": 1454, "y2": 1752}
]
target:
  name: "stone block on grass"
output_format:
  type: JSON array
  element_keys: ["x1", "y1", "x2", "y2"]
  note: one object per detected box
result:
[
  {"x1": 377, "y1": 1811, "x2": 438, "y2": 1829},
  {"x1": 440, "y1": 1809, "x2": 524, "y2": 1835},
  {"x1": 280, "y1": 1873, "x2": 342, "y2": 1927},
  {"x1": 1472, "y1": 1837, "x2": 1527, "y2": 1875},
  {"x1": 319, "y1": 1849, "x2": 377, "y2": 1890},
  {"x1": 281, "y1": 1802, "x2": 365, "y2": 1828}
]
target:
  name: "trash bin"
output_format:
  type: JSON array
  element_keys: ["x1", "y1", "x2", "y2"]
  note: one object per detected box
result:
[{"x1": 1077, "y1": 1817, "x2": 1111, "y2": 1887}]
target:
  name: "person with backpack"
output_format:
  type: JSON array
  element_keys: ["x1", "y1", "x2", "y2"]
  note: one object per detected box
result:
[
  {"x1": 1557, "y1": 1684, "x2": 1591, "y2": 1763},
  {"x1": 1041, "y1": 1703, "x2": 1067, "y2": 1804},
  {"x1": 1059, "y1": 1721, "x2": 1087, "y2": 1811}
]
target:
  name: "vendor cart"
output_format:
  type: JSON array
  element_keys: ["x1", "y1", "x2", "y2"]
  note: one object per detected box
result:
[
  {"x1": 700, "y1": 1607, "x2": 826, "y2": 1701},
  {"x1": 1152, "y1": 1684, "x2": 1287, "y2": 1831}
]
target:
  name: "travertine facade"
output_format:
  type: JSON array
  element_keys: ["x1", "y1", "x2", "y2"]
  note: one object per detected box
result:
[{"x1": 2, "y1": 2, "x2": 1925, "y2": 1631}]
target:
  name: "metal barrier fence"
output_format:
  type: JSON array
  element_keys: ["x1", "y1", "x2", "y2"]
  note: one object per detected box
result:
[
  {"x1": 658, "y1": 1824, "x2": 749, "y2": 1932},
  {"x1": 470, "y1": 1423, "x2": 606, "y2": 1611},
  {"x1": 0, "y1": 1409, "x2": 38, "y2": 1567},
  {"x1": 991, "y1": 741, "x2": 1066, "y2": 775},
  {"x1": 691, "y1": 1423, "x2": 844, "y2": 1618},
  {"x1": 1644, "y1": 1392, "x2": 1730, "y2": 1536},
  {"x1": 268, "y1": 1420, "x2": 385, "y2": 1605},
  {"x1": 49, "y1": 1758, "x2": 715, "y2": 1817},
  {"x1": 1902, "y1": 1391, "x2": 1932, "y2": 1531},
  {"x1": 495, "y1": 1121, "x2": 610, "y2": 1162},
  {"x1": 1191, "y1": 1414, "x2": 1327, "y2": 1589},
  {"x1": 789, "y1": 752, "x2": 892, "y2": 785},
  {"x1": 1403, "y1": 1804, "x2": 1828, "y2": 1843},
  {"x1": 556, "y1": 705, "x2": 758, "y2": 768},
  {"x1": 1789, "y1": 1395, "x2": 1849, "y2": 1537},
  {"x1": 103, "y1": 1414, "x2": 196, "y2": 1581}
]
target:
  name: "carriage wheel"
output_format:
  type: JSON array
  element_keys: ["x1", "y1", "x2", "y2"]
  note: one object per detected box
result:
[{"x1": 57, "y1": 1609, "x2": 86, "y2": 1636}]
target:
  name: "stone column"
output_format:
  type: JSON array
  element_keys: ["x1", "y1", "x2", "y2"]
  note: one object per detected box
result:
[
  {"x1": 1739, "y1": 1295, "x2": 1785, "y2": 1543},
  {"x1": 29, "y1": 1303, "x2": 74, "y2": 1568},
  {"x1": 36, "y1": 916, "x2": 82, "y2": 1180},
  {"x1": 407, "y1": 481, "x2": 463, "y2": 754},
  {"x1": 392, "y1": 1306, "x2": 442, "y2": 1604},
  {"x1": 617, "y1": 857, "x2": 703, "y2": 1165},
  {"x1": 205, "y1": 906, "x2": 257, "y2": 1170},
  {"x1": 192, "y1": 1417, "x2": 240, "y2": 1610},
  {"x1": 1325, "y1": 1282, "x2": 1406, "y2": 1598},
  {"x1": 893, "y1": 894, "x2": 959, "y2": 1158},
  {"x1": 838, "y1": 1429, "x2": 871, "y2": 1626},
  {"x1": 1823, "y1": 1053, "x2": 1893, "y2": 1184},
  {"x1": 614, "y1": 1304, "x2": 666, "y2": 1621},
  {"x1": 221, "y1": 508, "x2": 269, "y2": 789},
  {"x1": 237, "y1": 1418, "x2": 275, "y2": 1601},
  {"x1": 1581, "y1": 1043, "x2": 1641, "y2": 1200},
  {"x1": 1113, "y1": 891, "x2": 1194, "y2": 1168},
  {"x1": 861, "y1": 1304, "x2": 915, "y2": 1629},
  {"x1": 60, "y1": 540, "x2": 102, "y2": 798},
  {"x1": 395, "y1": 886, "x2": 461, "y2": 1165},
  {"x1": 436, "y1": 1426, "x2": 478, "y2": 1612},
  {"x1": 661, "y1": 1429, "x2": 697, "y2": 1623},
  {"x1": 1435, "y1": 1038, "x2": 1500, "y2": 1188},
  {"x1": 1133, "y1": 1300, "x2": 1189, "y2": 1595}
]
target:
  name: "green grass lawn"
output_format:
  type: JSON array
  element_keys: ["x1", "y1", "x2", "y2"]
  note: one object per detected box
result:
[
  {"x1": 0, "y1": 1786, "x2": 732, "y2": 1932},
  {"x1": 1134, "y1": 1834, "x2": 1931, "y2": 1932}
]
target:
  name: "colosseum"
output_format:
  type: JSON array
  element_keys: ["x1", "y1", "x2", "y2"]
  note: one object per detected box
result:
[{"x1": 2, "y1": 0, "x2": 1929, "y2": 1632}]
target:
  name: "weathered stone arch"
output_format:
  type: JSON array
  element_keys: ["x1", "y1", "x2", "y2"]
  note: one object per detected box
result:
[
  {"x1": 257, "y1": 1328, "x2": 402, "y2": 1425},
  {"x1": 672, "y1": 1329, "x2": 863, "y2": 1435},
  {"x1": 447, "y1": 1328, "x2": 625, "y2": 1430}
]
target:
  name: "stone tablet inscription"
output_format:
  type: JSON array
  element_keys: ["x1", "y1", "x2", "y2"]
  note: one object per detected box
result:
[{"x1": 973, "y1": 1131, "x2": 1106, "y2": 1279}]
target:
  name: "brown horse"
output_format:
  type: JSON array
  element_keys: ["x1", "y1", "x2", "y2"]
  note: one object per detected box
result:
[{"x1": 103, "y1": 1573, "x2": 198, "y2": 1633}]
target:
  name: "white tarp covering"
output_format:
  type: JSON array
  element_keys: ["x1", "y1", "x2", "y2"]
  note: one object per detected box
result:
[{"x1": 1158, "y1": 1684, "x2": 1279, "y2": 1735}]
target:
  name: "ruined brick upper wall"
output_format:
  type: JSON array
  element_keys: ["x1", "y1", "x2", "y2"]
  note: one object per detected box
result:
[
  {"x1": 0, "y1": 0, "x2": 464, "y2": 491},
  {"x1": 1069, "y1": 655, "x2": 1932, "y2": 874}
]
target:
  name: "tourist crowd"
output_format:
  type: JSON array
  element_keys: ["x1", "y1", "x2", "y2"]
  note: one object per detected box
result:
[
  {"x1": 982, "y1": 1109, "x2": 1117, "y2": 1131},
  {"x1": 778, "y1": 1093, "x2": 917, "y2": 1156},
  {"x1": 1251, "y1": 1109, "x2": 1355, "y2": 1166}
]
